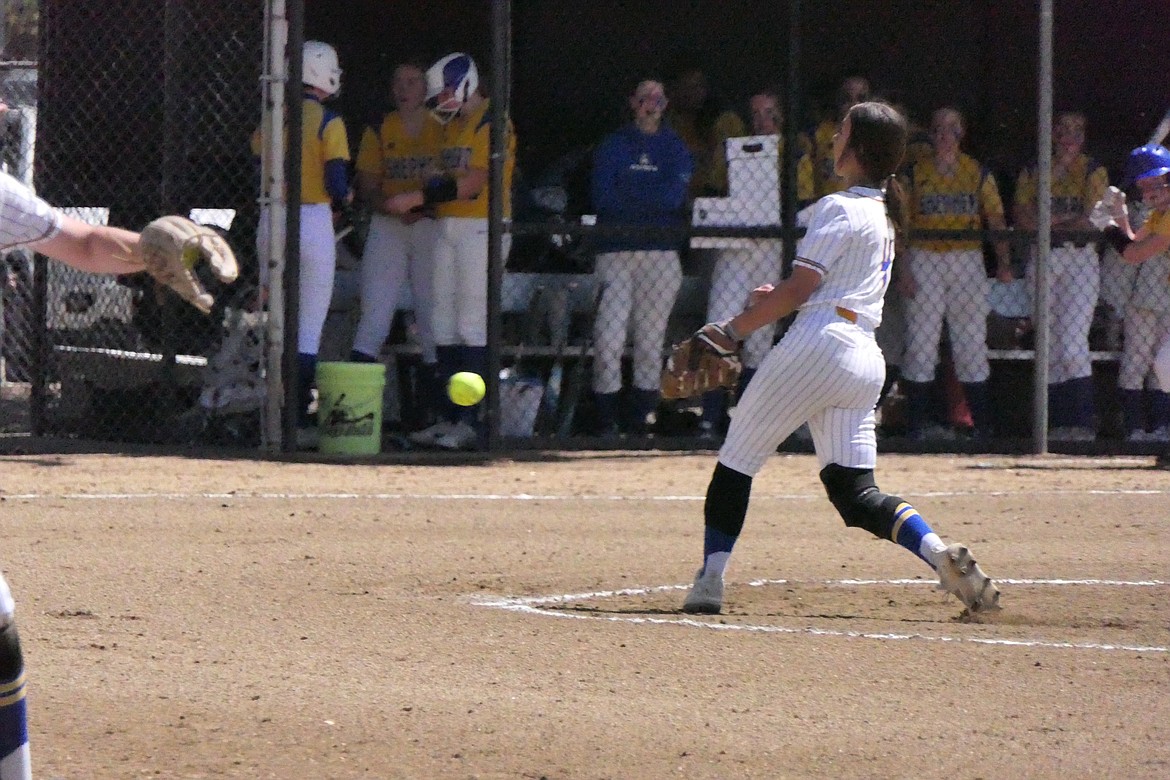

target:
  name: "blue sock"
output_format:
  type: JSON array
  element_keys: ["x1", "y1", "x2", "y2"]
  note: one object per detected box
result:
[
  {"x1": 891, "y1": 503, "x2": 938, "y2": 565},
  {"x1": 0, "y1": 668, "x2": 28, "y2": 775},
  {"x1": 701, "y1": 526, "x2": 739, "y2": 577}
]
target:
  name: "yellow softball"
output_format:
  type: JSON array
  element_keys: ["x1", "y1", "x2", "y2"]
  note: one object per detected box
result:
[{"x1": 448, "y1": 372, "x2": 486, "y2": 406}]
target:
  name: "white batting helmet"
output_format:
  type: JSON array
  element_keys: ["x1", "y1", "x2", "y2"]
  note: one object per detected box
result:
[
  {"x1": 303, "y1": 41, "x2": 342, "y2": 97},
  {"x1": 425, "y1": 53, "x2": 478, "y2": 124}
]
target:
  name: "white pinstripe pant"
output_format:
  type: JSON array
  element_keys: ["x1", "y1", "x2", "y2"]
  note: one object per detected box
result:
[
  {"x1": 1026, "y1": 244, "x2": 1100, "y2": 384},
  {"x1": 719, "y1": 308, "x2": 885, "y2": 476},
  {"x1": 1120, "y1": 306, "x2": 1170, "y2": 391},
  {"x1": 591, "y1": 250, "x2": 682, "y2": 394}
]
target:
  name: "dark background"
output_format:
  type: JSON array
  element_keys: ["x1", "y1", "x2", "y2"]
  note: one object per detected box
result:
[
  {"x1": 35, "y1": 0, "x2": 1170, "y2": 216},
  {"x1": 308, "y1": 0, "x2": 1168, "y2": 188}
]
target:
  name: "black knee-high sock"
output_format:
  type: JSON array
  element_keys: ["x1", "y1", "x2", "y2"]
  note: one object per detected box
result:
[{"x1": 700, "y1": 462, "x2": 753, "y2": 576}]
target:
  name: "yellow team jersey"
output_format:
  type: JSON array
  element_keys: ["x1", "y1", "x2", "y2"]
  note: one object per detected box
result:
[
  {"x1": 811, "y1": 119, "x2": 846, "y2": 198},
  {"x1": 1144, "y1": 208, "x2": 1170, "y2": 237},
  {"x1": 355, "y1": 112, "x2": 443, "y2": 199},
  {"x1": 907, "y1": 153, "x2": 1005, "y2": 251},
  {"x1": 251, "y1": 96, "x2": 350, "y2": 205},
  {"x1": 779, "y1": 136, "x2": 816, "y2": 206},
  {"x1": 669, "y1": 109, "x2": 746, "y2": 196},
  {"x1": 436, "y1": 99, "x2": 515, "y2": 220},
  {"x1": 1015, "y1": 153, "x2": 1109, "y2": 225}
]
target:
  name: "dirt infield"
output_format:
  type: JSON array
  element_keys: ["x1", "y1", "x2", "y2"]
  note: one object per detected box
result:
[{"x1": 2, "y1": 445, "x2": 1168, "y2": 778}]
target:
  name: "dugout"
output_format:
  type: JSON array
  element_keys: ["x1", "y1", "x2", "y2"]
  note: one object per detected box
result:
[{"x1": 25, "y1": 0, "x2": 1170, "y2": 448}]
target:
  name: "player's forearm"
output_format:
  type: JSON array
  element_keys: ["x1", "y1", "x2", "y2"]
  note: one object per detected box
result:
[
  {"x1": 730, "y1": 279, "x2": 805, "y2": 336},
  {"x1": 39, "y1": 219, "x2": 142, "y2": 275},
  {"x1": 1122, "y1": 231, "x2": 1170, "y2": 265}
]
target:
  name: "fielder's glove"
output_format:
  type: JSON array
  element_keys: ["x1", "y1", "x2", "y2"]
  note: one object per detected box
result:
[
  {"x1": 1089, "y1": 186, "x2": 1128, "y2": 230},
  {"x1": 660, "y1": 321, "x2": 744, "y2": 400},
  {"x1": 134, "y1": 216, "x2": 239, "y2": 314}
]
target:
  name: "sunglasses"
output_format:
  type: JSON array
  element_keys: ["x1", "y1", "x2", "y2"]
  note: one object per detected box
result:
[{"x1": 636, "y1": 95, "x2": 667, "y2": 110}]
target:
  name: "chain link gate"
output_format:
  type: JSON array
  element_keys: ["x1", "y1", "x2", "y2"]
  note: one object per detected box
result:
[{"x1": 21, "y1": 1, "x2": 264, "y2": 444}]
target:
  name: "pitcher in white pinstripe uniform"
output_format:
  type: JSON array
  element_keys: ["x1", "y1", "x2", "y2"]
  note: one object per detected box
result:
[{"x1": 681, "y1": 102, "x2": 1000, "y2": 617}]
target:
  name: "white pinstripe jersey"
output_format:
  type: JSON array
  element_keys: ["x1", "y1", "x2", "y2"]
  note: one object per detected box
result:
[
  {"x1": 0, "y1": 170, "x2": 61, "y2": 251},
  {"x1": 793, "y1": 185, "x2": 893, "y2": 328}
]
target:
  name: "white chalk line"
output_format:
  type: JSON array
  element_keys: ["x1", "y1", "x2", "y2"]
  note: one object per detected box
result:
[
  {"x1": 471, "y1": 578, "x2": 1170, "y2": 655},
  {"x1": 2, "y1": 487, "x2": 1170, "y2": 501}
]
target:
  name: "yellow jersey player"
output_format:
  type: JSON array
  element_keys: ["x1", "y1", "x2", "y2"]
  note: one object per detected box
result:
[
  {"x1": 663, "y1": 56, "x2": 745, "y2": 198},
  {"x1": 810, "y1": 75, "x2": 870, "y2": 198},
  {"x1": 1014, "y1": 111, "x2": 1109, "y2": 441},
  {"x1": 385, "y1": 52, "x2": 516, "y2": 451},
  {"x1": 252, "y1": 41, "x2": 350, "y2": 441},
  {"x1": 899, "y1": 107, "x2": 1011, "y2": 440},
  {"x1": 1100, "y1": 145, "x2": 1170, "y2": 434},
  {"x1": 349, "y1": 60, "x2": 444, "y2": 425}
]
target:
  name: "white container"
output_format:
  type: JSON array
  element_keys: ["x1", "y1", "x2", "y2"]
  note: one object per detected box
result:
[
  {"x1": 500, "y1": 372, "x2": 544, "y2": 437},
  {"x1": 726, "y1": 134, "x2": 779, "y2": 202}
]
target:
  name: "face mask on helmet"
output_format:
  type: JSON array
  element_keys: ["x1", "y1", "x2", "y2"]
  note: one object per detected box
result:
[
  {"x1": 303, "y1": 41, "x2": 342, "y2": 98},
  {"x1": 425, "y1": 53, "x2": 478, "y2": 124}
]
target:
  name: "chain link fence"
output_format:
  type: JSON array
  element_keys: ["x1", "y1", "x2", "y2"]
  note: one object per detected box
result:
[
  {"x1": 5, "y1": 2, "x2": 1165, "y2": 455},
  {"x1": 5, "y1": 1, "x2": 263, "y2": 444}
]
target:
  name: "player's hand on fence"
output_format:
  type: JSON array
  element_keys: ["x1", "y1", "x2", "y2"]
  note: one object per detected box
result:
[
  {"x1": 135, "y1": 216, "x2": 239, "y2": 314},
  {"x1": 1089, "y1": 186, "x2": 1128, "y2": 230},
  {"x1": 660, "y1": 322, "x2": 743, "y2": 400}
]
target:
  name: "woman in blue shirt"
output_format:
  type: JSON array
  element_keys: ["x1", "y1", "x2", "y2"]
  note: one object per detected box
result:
[{"x1": 590, "y1": 78, "x2": 694, "y2": 434}]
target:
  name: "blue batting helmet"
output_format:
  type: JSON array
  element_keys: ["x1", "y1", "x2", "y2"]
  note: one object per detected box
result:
[
  {"x1": 1125, "y1": 145, "x2": 1170, "y2": 186},
  {"x1": 425, "y1": 53, "x2": 479, "y2": 125}
]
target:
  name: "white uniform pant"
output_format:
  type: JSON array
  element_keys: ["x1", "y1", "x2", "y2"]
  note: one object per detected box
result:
[
  {"x1": 591, "y1": 250, "x2": 682, "y2": 395},
  {"x1": 719, "y1": 308, "x2": 885, "y2": 477},
  {"x1": 1120, "y1": 306, "x2": 1170, "y2": 391},
  {"x1": 1026, "y1": 244, "x2": 1100, "y2": 385},
  {"x1": 430, "y1": 218, "x2": 510, "y2": 347},
  {"x1": 257, "y1": 203, "x2": 336, "y2": 355},
  {"x1": 352, "y1": 214, "x2": 438, "y2": 362},
  {"x1": 706, "y1": 241, "x2": 782, "y2": 369},
  {"x1": 902, "y1": 248, "x2": 990, "y2": 383}
]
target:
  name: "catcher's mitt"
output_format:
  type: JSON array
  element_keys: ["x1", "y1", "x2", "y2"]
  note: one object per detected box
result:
[
  {"x1": 134, "y1": 216, "x2": 239, "y2": 314},
  {"x1": 660, "y1": 322, "x2": 743, "y2": 400}
]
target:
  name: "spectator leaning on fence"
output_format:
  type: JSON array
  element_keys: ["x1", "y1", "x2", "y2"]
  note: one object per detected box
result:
[
  {"x1": 252, "y1": 41, "x2": 351, "y2": 445},
  {"x1": 349, "y1": 59, "x2": 444, "y2": 427},
  {"x1": 899, "y1": 107, "x2": 1012, "y2": 440},
  {"x1": 1014, "y1": 111, "x2": 1109, "y2": 442},
  {"x1": 590, "y1": 77, "x2": 694, "y2": 435}
]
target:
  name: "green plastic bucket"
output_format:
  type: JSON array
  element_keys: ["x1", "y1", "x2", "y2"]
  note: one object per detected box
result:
[{"x1": 315, "y1": 361, "x2": 386, "y2": 455}]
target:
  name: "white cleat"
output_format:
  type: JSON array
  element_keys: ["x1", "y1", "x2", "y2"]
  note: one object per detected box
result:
[
  {"x1": 409, "y1": 420, "x2": 455, "y2": 447},
  {"x1": 681, "y1": 568, "x2": 724, "y2": 614},
  {"x1": 936, "y1": 543, "x2": 1000, "y2": 612},
  {"x1": 434, "y1": 421, "x2": 479, "y2": 451}
]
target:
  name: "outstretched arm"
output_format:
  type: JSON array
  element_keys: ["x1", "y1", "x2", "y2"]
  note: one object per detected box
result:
[{"x1": 34, "y1": 214, "x2": 144, "y2": 275}]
